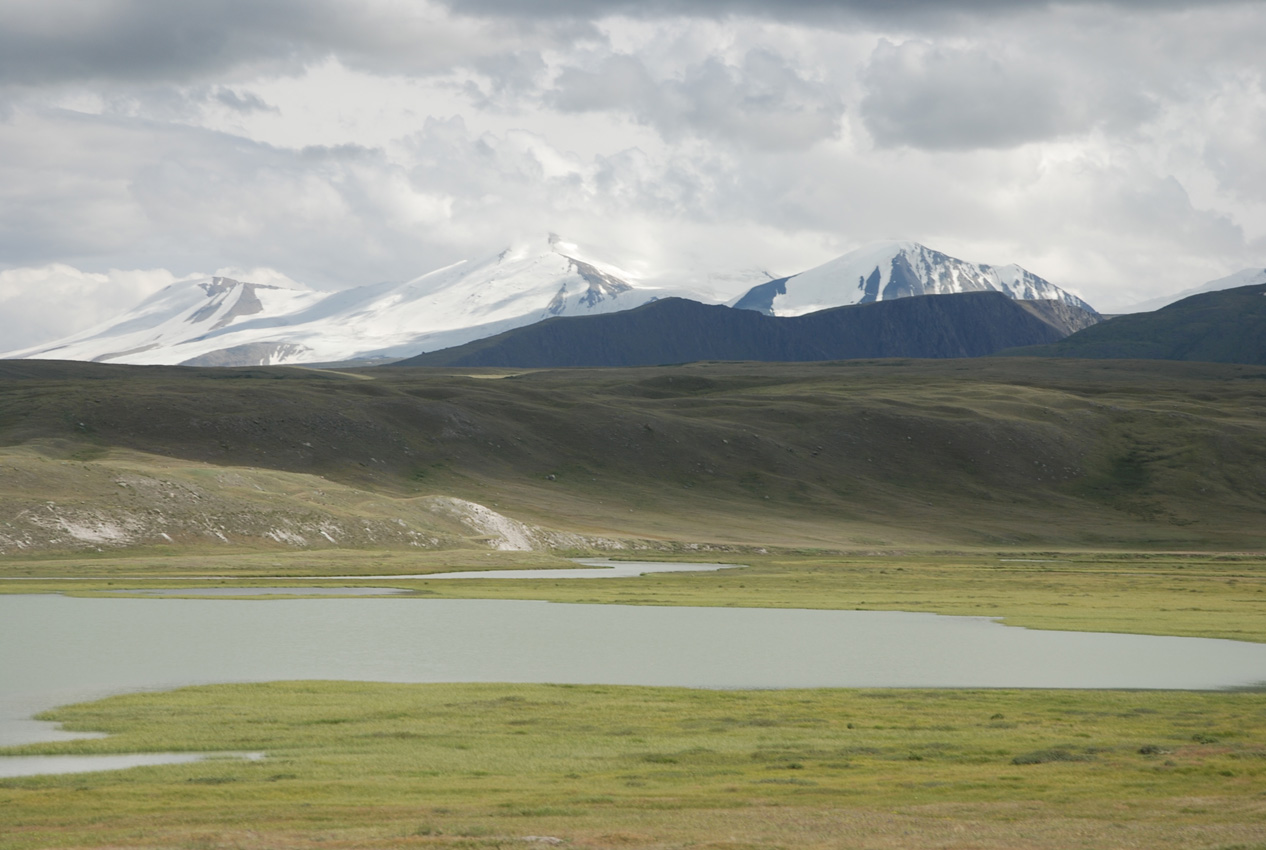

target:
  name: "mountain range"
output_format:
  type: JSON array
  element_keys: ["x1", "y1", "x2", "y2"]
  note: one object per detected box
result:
[
  {"x1": 2, "y1": 239, "x2": 1096, "y2": 367},
  {"x1": 398, "y1": 292, "x2": 1098, "y2": 368},
  {"x1": 2, "y1": 236, "x2": 692, "y2": 367}
]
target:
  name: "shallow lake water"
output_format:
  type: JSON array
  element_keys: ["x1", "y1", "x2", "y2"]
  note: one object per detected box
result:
[{"x1": 3, "y1": 592, "x2": 1266, "y2": 758}]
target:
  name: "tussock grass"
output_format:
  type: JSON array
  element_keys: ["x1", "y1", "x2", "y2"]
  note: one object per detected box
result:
[{"x1": 2, "y1": 682, "x2": 1264, "y2": 849}]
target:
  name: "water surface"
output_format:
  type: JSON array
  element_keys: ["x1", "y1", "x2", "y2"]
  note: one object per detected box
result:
[{"x1": 4, "y1": 594, "x2": 1265, "y2": 752}]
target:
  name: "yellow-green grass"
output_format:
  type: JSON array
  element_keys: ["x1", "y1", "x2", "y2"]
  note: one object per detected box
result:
[
  {"x1": 385, "y1": 551, "x2": 1266, "y2": 643},
  {"x1": 0, "y1": 547, "x2": 581, "y2": 579},
  {"x1": 5, "y1": 550, "x2": 1265, "y2": 643},
  {"x1": 3, "y1": 682, "x2": 1265, "y2": 849}
]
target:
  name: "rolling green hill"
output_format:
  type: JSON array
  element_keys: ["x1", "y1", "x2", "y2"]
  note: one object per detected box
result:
[
  {"x1": 1, "y1": 357, "x2": 1264, "y2": 552},
  {"x1": 1008, "y1": 282, "x2": 1266, "y2": 364}
]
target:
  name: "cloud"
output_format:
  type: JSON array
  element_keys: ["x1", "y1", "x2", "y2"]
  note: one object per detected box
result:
[
  {"x1": 0, "y1": 265, "x2": 180, "y2": 350},
  {"x1": 0, "y1": 0, "x2": 1263, "y2": 338},
  {"x1": 0, "y1": 0, "x2": 593, "y2": 88},
  {"x1": 212, "y1": 87, "x2": 279, "y2": 114},
  {"x1": 0, "y1": 106, "x2": 460, "y2": 286},
  {"x1": 550, "y1": 48, "x2": 845, "y2": 150},
  {"x1": 859, "y1": 39, "x2": 1156, "y2": 150},
  {"x1": 439, "y1": 0, "x2": 1246, "y2": 24},
  {"x1": 0, "y1": 1, "x2": 317, "y2": 85},
  {"x1": 1201, "y1": 78, "x2": 1266, "y2": 207}
]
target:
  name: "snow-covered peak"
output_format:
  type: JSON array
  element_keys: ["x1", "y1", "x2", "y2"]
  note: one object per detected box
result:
[
  {"x1": 1, "y1": 236, "x2": 697, "y2": 367},
  {"x1": 3, "y1": 274, "x2": 323, "y2": 363},
  {"x1": 734, "y1": 241, "x2": 1096, "y2": 316}
]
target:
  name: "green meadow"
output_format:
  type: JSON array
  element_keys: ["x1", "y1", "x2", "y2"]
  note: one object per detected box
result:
[
  {"x1": 3, "y1": 683, "x2": 1265, "y2": 850},
  {"x1": 3, "y1": 549, "x2": 1266, "y2": 849}
]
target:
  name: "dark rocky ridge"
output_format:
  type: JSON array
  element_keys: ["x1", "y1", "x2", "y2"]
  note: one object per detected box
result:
[
  {"x1": 395, "y1": 292, "x2": 1098, "y2": 368},
  {"x1": 1008, "y1": 283, "x2": 1266, "y2": 365}
]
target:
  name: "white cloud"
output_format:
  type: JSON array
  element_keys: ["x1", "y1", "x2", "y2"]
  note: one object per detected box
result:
[
  {"x1": 0, "y1": 0, "x2": 1264, "y2": 346},
  {"x1": 0, "y1": 265, "x2": 180, "y2": 351}
]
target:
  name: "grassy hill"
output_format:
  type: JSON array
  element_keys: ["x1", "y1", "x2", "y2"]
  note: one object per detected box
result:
[
  {"x1": 1, "y1": 357, "x2": 1265, "y2": 553},
  {"x1": 1008, "y1": 282, "x2": 1266, "y2": 364}
]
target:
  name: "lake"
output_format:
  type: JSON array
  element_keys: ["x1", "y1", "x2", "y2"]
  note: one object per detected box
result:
[{"x1": 3, "y1": 592, "x2": 1266, "y2": 756}]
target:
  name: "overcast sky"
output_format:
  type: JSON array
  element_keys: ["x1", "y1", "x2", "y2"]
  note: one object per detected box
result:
[{"x1": 2, "y1": 0, "x2": 1265, "y2": 348}]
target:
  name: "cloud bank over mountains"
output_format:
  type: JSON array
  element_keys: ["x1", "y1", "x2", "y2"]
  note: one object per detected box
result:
[{"x1": 1, "y1": 0, "x2": 1264, "y2": 348}]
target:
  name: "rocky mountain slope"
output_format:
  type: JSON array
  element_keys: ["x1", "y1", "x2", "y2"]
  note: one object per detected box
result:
[{"x1": 734, "y1": 241, "x2": 1095, "y2": 316}]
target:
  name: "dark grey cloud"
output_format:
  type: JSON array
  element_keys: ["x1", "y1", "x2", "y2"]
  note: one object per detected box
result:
[
  {"x1": 212, "y1": 87, "x2": 279, "y2": 114},
  {"x1": 0, "y1": 0, "x2": 594, "y2": 87},
  {"x1": 441, "y1": 0, "x2": 1243, "y2": 23},
  {"x1": 1, "y1": 0, "x2": 1242, "y2": 94},
  {"x1": 0, "y1": 1, "x2": 321, "y2": 85}
]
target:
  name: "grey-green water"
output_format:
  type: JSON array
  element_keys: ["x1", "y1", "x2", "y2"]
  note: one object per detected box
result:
[{"x1": 4, "y1": 593, "x2": 1266, "y2": 755}]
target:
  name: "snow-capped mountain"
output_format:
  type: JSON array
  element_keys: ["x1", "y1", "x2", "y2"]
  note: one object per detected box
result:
[
  {"x1": 4, "y1": 237, "x2": 1100, "y2": 367},
  {"x1": 1124, "y1": 267, "x2": 1266, "y2": 314},
  {"x1": 2, "y1": 236, "x2": 701, "y2": 366},
  {"x1": 733, "y1": 242, "x2": 1096, "y2": 317},
  {"x1": 4, "y1": 276, "x2": 326, "y2": 365}
]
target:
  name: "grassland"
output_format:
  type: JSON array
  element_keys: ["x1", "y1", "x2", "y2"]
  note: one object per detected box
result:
[
  {"x1": 3, "y1": 682, "x2": 1265, "y2": 850},
  {"x1": 4, "y1": 549, "x2": 1266, "y2": 643},
  {"x1": 4, "y1": 358, "x2": 1266, "y2": 848},
  {"x1": 3, "y1": 358, "x2": 1266, "y2": 552}
]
